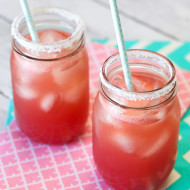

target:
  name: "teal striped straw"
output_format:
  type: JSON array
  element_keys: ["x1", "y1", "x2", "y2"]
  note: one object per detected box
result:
[
  {"x1": 109, "y1": 0, "x2": 133, "y2": 91},
  {"x1": 19, "y1": 0, "x2": 39, "y2": 42}
]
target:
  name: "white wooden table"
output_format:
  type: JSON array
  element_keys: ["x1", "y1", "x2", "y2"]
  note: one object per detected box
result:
[{"x1": 0, "y1": 0, "x2": 190, "y2": 129}]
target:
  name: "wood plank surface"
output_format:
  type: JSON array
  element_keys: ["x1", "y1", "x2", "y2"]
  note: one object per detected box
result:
[{"x1": 0, "y1": 0, "x2": 189, "y2": 130}]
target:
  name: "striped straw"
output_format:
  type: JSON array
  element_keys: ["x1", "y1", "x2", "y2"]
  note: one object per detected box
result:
[
  {"x1": 109, "y1": 0, "x2": 133, "y2": 91},
  {"x1": 19, "y1": 0, "x2": 39, "y2": 42}
]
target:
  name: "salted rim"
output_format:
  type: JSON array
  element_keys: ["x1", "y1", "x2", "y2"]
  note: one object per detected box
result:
[
  {"x1": 11, "y1": 7, "x2": 85, "y2": 53},
  {"x1": 100, "y1": 49, "x2": 176, "y2": 101}
]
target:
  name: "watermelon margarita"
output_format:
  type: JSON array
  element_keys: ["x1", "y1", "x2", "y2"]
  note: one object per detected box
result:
[
  {"x1": 10, "y1": 8, "x2": 89, "y2": 144},
  {"x1": 93, "y1": 50, "x2": 180, "y2": 190}
]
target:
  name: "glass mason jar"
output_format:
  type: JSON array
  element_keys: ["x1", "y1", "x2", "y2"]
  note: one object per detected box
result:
[
  {"x1": 92, "y1": 50, "x2": 181, "y2": 190},
  {"x1": 10, "y1": 7, "x2": 89, "y2": 144}
]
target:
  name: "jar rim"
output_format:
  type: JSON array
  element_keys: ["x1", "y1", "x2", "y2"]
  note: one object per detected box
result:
[
  {"x1": 100, "y1": 49, "x2": 176, "y2": 101},
  {"x1": 11, "y1": 7, "x2": 85, "y2": 54}
]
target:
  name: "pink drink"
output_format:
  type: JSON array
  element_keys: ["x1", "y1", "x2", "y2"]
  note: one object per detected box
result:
[
  {"x1": 10, "y1": 8, "x2": 89, "y2": 144},
  {"x1": 93, "y1": 50, "x2": 181, "y2": 190}
]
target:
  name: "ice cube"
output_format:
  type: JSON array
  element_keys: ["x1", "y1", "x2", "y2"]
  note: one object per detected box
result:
[
  {"x1": 113, "y1": 132, "x2": 135, "y2": 153},
  {"x1": 40, "y1": 31, "x2": 64, "y2": 43},
  {"x1": 132, "y1": 76, "x2": 146, "y2": 91},
  {"x1": 118, "y1": 109, "x2": 151, "y2": 125},
  {"x1": 52, "y1": 67, "x2": 69, "y2": 87},
  {"x1": 52, "y1": 59, "x2": 81, "y2": 88},
  {"x1": 144, "y1": 109, "x2": 166, "y2": 123},
  {"x1": 154, "y1": 110, "x2": 166, "y2": 120},
  {"x1": 143, "y1": 130, "x2": 169, "y2": 158},
  {"x1": 98, "y1": 94, "x2": 121, "y2": 124},
  {"x1": 111, "y1": 74, "x2": 126, "y2": 89},
  {"x1": 15, "y1": 84, "x2": 38, "y2": 99},
  {"x1": 40, "y1": 93, "x2": 58, "y2": 112},
  {"x1": 61, "y1": 80, "x2": 87, "y2": 103},
  {"x1": 14, "y1": 51, "x2": 44, "y2": 81}
]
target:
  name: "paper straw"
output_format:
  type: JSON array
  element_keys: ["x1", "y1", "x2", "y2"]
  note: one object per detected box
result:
[
  {"x1": 19, "y1": 0, "x2": 39, "y2": 42},
  {"x1": 109, "y1": 0, "x2": 133, "y2": 91}
]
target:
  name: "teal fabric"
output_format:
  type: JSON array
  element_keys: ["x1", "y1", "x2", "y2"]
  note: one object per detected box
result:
[
  {"x1": 168, "y1": 42, "x2": 190, "y2": 71},
  {"x1": 5, "y1": 97, "x2": 14, "y2": 127},
  {"x1": 170, "y1": 117, "x2": 190, "y2": 189},
  {"x1": 143, "y1": 41, "x2": 170, "y2": 52}
]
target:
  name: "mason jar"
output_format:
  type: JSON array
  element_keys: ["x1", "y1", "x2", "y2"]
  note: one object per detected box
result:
[
  {"x1": 93, "y1": 49, "x2": 181, "y2": 190},
  {"x1": 10, "y1": 7, "x2": 89, "y2": 144}
]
